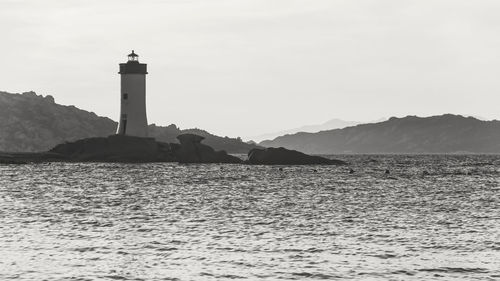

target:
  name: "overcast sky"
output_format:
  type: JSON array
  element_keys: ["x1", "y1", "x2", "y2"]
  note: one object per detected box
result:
[{"x1": 1, "y1": 0, "x2": 500, "y2": 138}]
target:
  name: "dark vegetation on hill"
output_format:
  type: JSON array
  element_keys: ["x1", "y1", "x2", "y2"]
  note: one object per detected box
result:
[
  {"x1": 260, "y1": 115, "x2": 500, "y2": 154},
  {"x1": 0, "y1": 91, "x2": 259, "y2": 153}
]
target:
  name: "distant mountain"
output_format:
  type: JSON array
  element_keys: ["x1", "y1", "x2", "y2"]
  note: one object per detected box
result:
[
  {"x1": 260, "y1": 115, "x2": 500, "y2": 154},
  {"x1": 248, "y1": 118, "x2": 361, "y2": 142},
  {"x1": 0, "y1": 91, "x2": 259, "y2": 153}
]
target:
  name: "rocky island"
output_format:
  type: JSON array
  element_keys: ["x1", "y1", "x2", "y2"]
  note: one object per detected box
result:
[
  {"x1": 0, "y1": 134, "x2": 346, "y2": 165},
  {"x1": 247, "y1": 147, "x2": 346, "y2": 165}
]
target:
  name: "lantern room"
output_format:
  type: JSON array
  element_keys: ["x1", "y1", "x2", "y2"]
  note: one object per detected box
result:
[{"x1": 128, "y1": 50, "x2": 139, "y2": 62}]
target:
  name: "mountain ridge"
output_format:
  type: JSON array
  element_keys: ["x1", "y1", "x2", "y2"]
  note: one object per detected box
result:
[
  {"x1": 247, "y1": 118, "x2": 361, "y2": 142},
  {"x1": 260, "y1": 114, "x2": 500, "y2": 154}
]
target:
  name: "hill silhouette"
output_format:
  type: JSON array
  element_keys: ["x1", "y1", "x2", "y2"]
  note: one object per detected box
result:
[
  {"x1": 260, "y1": 115, "x2": 500, "y2": 154},
  {"x1": 247, "y1": 118, "x2": 360, "y2": 142},
  {"x1": 0, "y1": 91, "x2": 259, "y2": 153}
]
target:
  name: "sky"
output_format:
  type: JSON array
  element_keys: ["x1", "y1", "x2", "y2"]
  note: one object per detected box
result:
[{"x1": 1, "y1": 0, "x2": 500, "y2": 139}]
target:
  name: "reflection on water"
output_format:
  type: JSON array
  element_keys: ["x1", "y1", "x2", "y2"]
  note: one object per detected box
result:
[{"x1": 0, "y1": 155, "x2": 499, "y2": 280}]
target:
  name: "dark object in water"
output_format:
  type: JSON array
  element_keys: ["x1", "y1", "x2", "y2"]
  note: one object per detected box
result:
[
  {"x1": 385, "y1": 169, "x2": 390, "y2": 174},
  {"x1": 349, "y1": 168, "x2": 355, "y2": 174},
  {"x1": 247, "y1": 147, "x2": 346, "y2": 165}
]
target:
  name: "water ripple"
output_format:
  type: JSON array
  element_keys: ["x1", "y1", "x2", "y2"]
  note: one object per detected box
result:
[{"x1": 0, "y1": 155, "x2": 499, "y2": 280}]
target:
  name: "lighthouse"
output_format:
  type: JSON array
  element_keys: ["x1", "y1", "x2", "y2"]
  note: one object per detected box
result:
[{"x1": 116, "y1": 50, "x2": 148, "y2": 137}]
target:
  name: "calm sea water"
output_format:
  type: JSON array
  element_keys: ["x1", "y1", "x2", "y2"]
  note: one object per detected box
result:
[{"x1": 0, "y1": 155, "x2": 499, "y2": 281}]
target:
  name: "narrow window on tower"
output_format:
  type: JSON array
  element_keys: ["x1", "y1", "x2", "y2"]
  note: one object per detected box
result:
[
  {"x1": 121, "y1": 114, "x2": 127, "y2": 134},
  {"x1": 123, "y1": 93, "x2": 128, "y2": 100}
]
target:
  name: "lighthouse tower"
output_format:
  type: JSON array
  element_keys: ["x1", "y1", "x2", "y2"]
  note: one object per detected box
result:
[{"x1": 116, "y1": 50, "x2": 148, "y2": 137}]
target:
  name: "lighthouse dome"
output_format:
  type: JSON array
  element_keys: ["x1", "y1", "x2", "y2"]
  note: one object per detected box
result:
[{"x1": 128, "y1": 50, "x2": 139, "y2": 62}]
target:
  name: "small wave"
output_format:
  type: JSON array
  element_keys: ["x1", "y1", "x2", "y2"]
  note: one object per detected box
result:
[
  {"x1": 102, "y1": 275, "x2": 127, "y2": 280},
  {"x1": 391, "y1": 270, "x2": 415, "y2": 276},
  {"x1": 371, "y1": 253, "x2": 398, "y2": 259},
  {"x1": 72, "y1": 246, "x2": 97, "y2": 253},
  {"x1": 418, "y1": 267, "x2": 489, "y2": 274},
  {"x1": 291, "y1": 272, "x2": 338, "y2": 279},
  {"x1": 218, "y1": 274, "x2": 246, "y2": 279},
  {"x1": 200, "y1": 272, "x2": 246, "y2": 279},
  {"x1": 156, "y1": 247, "x2": 178, "y2": 252}
]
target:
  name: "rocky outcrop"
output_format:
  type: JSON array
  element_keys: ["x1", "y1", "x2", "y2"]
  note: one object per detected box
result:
[
  {"x1": 246, "y1": 147, "x2": 347, "y2": 165},
  {"x1": 0, "y1": 134, "x2": 243, "y2": 164},
  {"x1": 49, "y1": 135, "x2": 175, "y2": 162},
  {"x1": 172, "y1": 134, "x2": 242, "y2": 163}
]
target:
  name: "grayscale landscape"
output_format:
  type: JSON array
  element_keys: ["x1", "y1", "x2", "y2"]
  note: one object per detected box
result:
[{"x1": 1, "y1": 1, "x2": 499, "y2": 280}]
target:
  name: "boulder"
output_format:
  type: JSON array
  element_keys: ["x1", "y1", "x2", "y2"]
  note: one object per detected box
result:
[
  {"x1": 173, "y1": 134, "x2": 243, "y2": 163},
  {"x1": 246, "y1": 147, "x2": 346, "y2": 165}
]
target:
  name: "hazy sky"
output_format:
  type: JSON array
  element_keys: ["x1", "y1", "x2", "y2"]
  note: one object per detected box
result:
[{"x1": 2, "y1": 0, "x2": 500, "y2": 138}]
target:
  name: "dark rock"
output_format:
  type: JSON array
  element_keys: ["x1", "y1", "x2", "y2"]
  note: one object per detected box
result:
[
  {"x1": 173, "y1": 134, "x2": 243, "y2": 164},
  {"x1": 246, "y1": 147, "x2": 346, "y2": 165},
  {"x1": 46, "y1": 134, "x2": 242, "y2": 163},
  {"x1": 45, "y1": 95, "x2": 55, "y2": 103},
  {"x1": 50, "y1": 135, "x2": 174, "y2": 162}
]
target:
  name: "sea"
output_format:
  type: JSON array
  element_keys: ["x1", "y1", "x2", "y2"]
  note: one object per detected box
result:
[{"x1": 0, "y1": 155, "x2": 499, "y2": 281}]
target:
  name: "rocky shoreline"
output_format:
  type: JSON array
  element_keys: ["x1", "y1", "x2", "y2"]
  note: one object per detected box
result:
[{"x1": 0, "y1": 134, "x2": 346, "y2": 165}]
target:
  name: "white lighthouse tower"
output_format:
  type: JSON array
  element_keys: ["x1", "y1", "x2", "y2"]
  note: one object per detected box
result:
[{"x1": 116, "y1": 50, "x2": 148, "y2": 137}]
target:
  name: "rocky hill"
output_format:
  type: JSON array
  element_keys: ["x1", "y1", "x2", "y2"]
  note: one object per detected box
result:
[
  {"x1": 260, "y1": 115, "x2": 500, "y2": 154},
  {"x1": 0, "y1": 91, "x2": 259, "y2": 153},
  {"x1": 0, "y1": 91, "x2": 116, "y2": 152}
]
